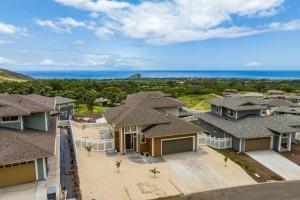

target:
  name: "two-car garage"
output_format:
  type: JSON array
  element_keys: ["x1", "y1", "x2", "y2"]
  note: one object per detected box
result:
[
  {"x1": 0, "y1": 161, "x2": 36, "y2": 188},
  {"x1": 161, "y1": 136, "x2": 196, "y2": 155}
]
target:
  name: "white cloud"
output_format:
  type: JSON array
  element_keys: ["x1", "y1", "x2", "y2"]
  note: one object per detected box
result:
[
  {"x1": 40, "y1": 58, "x2": 55, "y2": 66},
  {"x1": 0, "y1": 22, "x2": 28, "y2": 35},
  {"x1": 54, "y1": 0, "x2": 130, "y2": 12},
  {"x1": 35, "y1": 17, "x2": 91, "y2": 33},
  {"x1": 0, "y1": 40, "x2": 13, "y2": 45},
  {"x1": 52, "y1": 0, "x2": 300, "y2": 44},
  {"x1": 0, "y1": 56, "x2": 14, "y2": 65},
  {"x1": 72, "y1": 40, "x2": 85, "y2": 45},
  {"x1": 245, "y1": 62, "x2": 262, "y2": 66}
]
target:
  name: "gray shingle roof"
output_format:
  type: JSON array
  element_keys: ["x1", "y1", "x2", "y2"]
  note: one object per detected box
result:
[
  {"x1": 0, "y1": 94, "x2": 54, "y2": 117},
  {"x1": 267, "y1": 99, "x2": 297, "y2": 107},
  {"x1": 143, "y1": 114, "x2": 202, "y2": 137},
  {"x1": 104, "y1": 91, "x2": 203, "y2": 137},
  {"x1": 273, "y1": 106, "x2": 300, "y2": 114},
  {"x1": 0, "y1": 117, "x2": 57, "y2": 165},
  {"x1": 198, "y1": 112, "x2": 300, "y2": 139},
  {"x1": 55, "y1": 96, "x2": 76, "y2": 105},
  {"x1": 209, "y1": 97, "x2": 267, "y2": 111}
]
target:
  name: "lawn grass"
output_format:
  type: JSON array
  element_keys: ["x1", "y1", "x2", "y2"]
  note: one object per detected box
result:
[
  {"x1": 74, "y1": 104, "x2": 110, "y2": 115},
  {"x1": 177, "y1": 94, "x2": 217, "y2": 110}
]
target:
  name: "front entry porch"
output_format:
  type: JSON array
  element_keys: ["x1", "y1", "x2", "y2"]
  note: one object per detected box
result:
[{"x1": 274, "y1": 132, "x2": 295, "y2": 152}]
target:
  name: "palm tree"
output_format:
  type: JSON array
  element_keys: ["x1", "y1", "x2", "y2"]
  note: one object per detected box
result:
[
  {"x1": 149, "y1": 167, "x2": 160, "y2": 178},
  {"x1": 115, "y1": 160, "x2": 122, "y2": 173},
  {"x1": 85, "y1": 145, "x2": 92, "y2": 156},
  {"x1": 224, "y1": 156, "x2": 228, "y2": 167}
]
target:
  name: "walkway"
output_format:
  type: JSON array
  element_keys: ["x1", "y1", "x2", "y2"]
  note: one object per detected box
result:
[{"x1": 247, "y1": 150, "x2": 300, "y2": 180}]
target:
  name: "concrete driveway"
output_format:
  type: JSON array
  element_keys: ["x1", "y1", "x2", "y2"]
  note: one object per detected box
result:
[
  {"x1": 163, "y1": 147, "x2": 255, "y2": 192},
  {"x1": 247, "y1": 150, "x2": 300, "y2": 180},
  {"x1": 0, "y1": 182, "x2": 37, "y2": 200}
]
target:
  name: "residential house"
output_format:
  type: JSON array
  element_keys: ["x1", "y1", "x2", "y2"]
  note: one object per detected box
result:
[
  {"x1": 198, "y1": 97, "x2": 300, "y2": 153},
  {"x1": 0, "y1": 93, "x2": 57, "y2": 188},
  {"x1": 103, "y1": 91, "x2": 203, "y2": 156},
  {"x1": 55, "y1": 96, "x2": 76, "y2": 121},
  {"x1": 243, "y1": 92, "x2": 265, "y2": 98},
  {"x1": 95, "y1": 97, "x2": 109, "y2": 106},
  {"x1": 221, "y1": 89, "x2": 239, "y2": 97},
  {"x1": 273, "y1": 106, "x2": 300, "y2": 116},
  {"x1": 286, "y1": 95, "x2": 300, "y2": 104},
  {"x1": 267, "y1": 90, "x2": 286, "y2": 99}
]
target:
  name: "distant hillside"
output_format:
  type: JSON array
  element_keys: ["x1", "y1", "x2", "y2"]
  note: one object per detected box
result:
[{"x1": 0, "y1": 68, "x2": 32, "y2": 82}]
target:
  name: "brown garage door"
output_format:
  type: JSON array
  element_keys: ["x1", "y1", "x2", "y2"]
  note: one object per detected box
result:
[
  {"x1": 162, "y1": 137, "x2": 194, "y2": 155},
  {"x1": 0, "y1": 161, "x2": 36, "y2": 187},
  {"x1": 245, "y1": 138, "x2": 271, "y2": 152}
]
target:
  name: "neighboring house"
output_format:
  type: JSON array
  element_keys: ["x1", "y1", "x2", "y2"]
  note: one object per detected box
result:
[
  {"x1": 55, "y1": 96, "x2": 76, "y2": 121},
  {"x1": 198, "y1": 97, "x2": 300, "y2": 153},
  {"x1": 267, "y1": 90, "x2": 285, "y2": 99},
  {"x1": 0, "y1": 93, "x2": 57, "y2": 188},
  {"x1": 243, "y1": 92, "x2": 265, "y2": 98},
  {"x1": 103, "y1": 91, "x2": 203, "y2": 156},
  {"x1": 95, "y1": 97, "x2": 109, "y2": 106},
  {"x1": 286, "y1": 95, "x2": 300, "y2": 104},
  {"x1": 273, "y1": 106, "x2": 300, "y2": 116},
  {"x1": 266, "y1": 99, "x2": 297, "y2": 115},
  {"x1": 221, "y1": 89, "x2": 239, "y2": 97}
]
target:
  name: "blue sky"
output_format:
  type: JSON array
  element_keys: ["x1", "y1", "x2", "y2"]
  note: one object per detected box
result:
[{"x1": 0, "y1": 0, "x2": 300, "y2": 71}]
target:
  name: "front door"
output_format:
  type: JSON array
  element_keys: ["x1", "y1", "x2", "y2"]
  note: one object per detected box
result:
[{"x1": 125, "y1": 134, "x2": 133, "y2": 150}]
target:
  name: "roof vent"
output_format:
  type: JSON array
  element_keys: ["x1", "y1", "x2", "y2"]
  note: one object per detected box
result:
[
  {"x1": 166, "y1": 113, "x2": 169, "y2": 117},
  {"x1": 158, "y1": 97, "x2": 161, "y2": 99},
  {"x1": 150, "y1": 96, "x2": 154, "y2": 99}
]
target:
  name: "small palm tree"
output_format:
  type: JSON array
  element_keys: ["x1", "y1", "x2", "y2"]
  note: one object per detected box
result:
[
  {"x1": 149, "y1": 167, "x2": 160, "y2": 178},
  {"x1": 224, "y1": 156, "x2": 228, "y2": 167},
  {"x1": 115, "y1": 160, "x2": 122, "y2": 173},
  {"x1": 85, "y1": 145, "x2": 92, "y2": 156}
]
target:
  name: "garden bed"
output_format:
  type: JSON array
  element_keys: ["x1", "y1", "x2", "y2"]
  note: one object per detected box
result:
[{"x1": 216, "y1": 149, "x2": 284, "y2": 182}]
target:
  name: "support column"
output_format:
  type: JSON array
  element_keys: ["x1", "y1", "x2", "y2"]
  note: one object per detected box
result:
[
  {"x1": 120, "y1": 128, "x2": 124, "y2": 155},
  {"x1": 288, "y1": 133, "x2": 292, "y2": 151},
  {"x1": 278, "y1": 134, "x2": 282, "y2": 152}
]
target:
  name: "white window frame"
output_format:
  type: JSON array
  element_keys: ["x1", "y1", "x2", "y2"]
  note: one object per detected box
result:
[
  {"x1": 282, "y1": 133, "x2": 288, "y2": 138},
  {"x1": 1, "y1": 116, "x2": 20, "y2": 123}
]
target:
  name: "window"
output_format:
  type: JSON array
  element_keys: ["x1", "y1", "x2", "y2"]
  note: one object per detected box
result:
[
  {"x1": 213, "y1": 127, "x2": 217, "y2": 133},
  {"x1": 131, "y1": 126, "x2": 136, "y2": 131},
  {"x1": 282, "y1": 133, "x2": 288, "y2": 138},
  {"x1": 1, "y1": 116, "x2": 19, "y2": 123},
  {"x1": 140, "y1": 134, "x2": 146, "y2": 143},
  {"x1": 125, "y1": 126, "x2": 130, "y2": 132},
  {"x1": 124, "y1": 126, "x2": 137, "y2": 133},
  {"x1": 228, "y1": 110, "x2": 234, "y2": 117}
]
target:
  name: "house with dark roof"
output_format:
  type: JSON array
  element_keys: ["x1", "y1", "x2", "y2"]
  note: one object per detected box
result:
[
  {"x1": 103, "y1": 91, "x2": 204, "y2": 156},
  {"x1": 0, "y1": 93, "x2": 57, "y2": 188},
  {"x1": 55, "y1": 96, "x2": 76, "y2": 121},
  {"x1": 198, "y1": 97, "x2": 300, "y2": 153}
]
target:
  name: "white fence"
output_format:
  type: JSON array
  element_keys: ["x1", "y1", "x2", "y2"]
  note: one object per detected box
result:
[
  {"x1": 70, "y1": 120, "x2": 109, "y2": 129},
  {"x1": 75, "y1": 137, "x2": 115, "y2": 152},
  {"x1": 198, "y1": 134, "x2": 232, "y2": 149}
]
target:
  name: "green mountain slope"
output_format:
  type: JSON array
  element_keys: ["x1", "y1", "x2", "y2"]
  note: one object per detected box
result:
[{"x1": 0, "y1": 68, "x2": 32, "y2": 82}]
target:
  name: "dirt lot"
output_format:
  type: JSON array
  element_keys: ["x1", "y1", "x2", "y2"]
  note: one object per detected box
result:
[
  {"x1": 217, "y1": 149, "x2": 283, "y2": 182},
  {"x1": 281, "y1": 142, "x2": 300, "y2": 166},
  {"x1": 76, "y1": 147, "x2": 255, "y2": 200}
]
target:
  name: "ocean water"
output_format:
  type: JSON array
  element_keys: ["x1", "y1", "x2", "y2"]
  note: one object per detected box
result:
[{"x1": 19, "y1": 70, "x2": 300, "y2": 80}]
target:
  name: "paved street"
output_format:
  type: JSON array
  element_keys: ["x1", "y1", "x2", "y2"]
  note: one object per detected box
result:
[{"x1": 156, "y1": 181, "x2": 300, "y2": 200}]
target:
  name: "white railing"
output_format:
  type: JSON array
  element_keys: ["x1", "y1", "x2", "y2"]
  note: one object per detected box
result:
[
  {"x1": 70, "y1": 120, "x2": 109, "y2": 129},
  {"x1": 75, "y1": 137, "x2": 115, "y2": 152},
  {"x1": 198, "y1": 134, "x2": 232, "y2": 149},
  {"x1": 58, "y1": 120, "x2": 71, "y2": 127}
]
